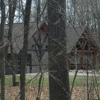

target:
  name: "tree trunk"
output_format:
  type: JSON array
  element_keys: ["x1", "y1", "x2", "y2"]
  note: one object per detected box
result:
[
  {"x1": 20, "y1": 0, "x2": 32, "y2": 100},
  {"x1": 8, "y1": 0, "x2": 17, "y2": 86},
  {"x1": 48, "y1": 0, "x2": 70, "y2": 100},
  {"x1": 96, "y1": 0, "x2": 100, "y2": 37},
  {"x1": 0, "y1": 1, "x2": 5, "y2": 100}
]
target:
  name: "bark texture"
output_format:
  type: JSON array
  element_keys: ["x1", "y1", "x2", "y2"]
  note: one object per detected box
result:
[
  {"x1": 20, "y1": 0, "x2": 32, "y2": 100},
  {"x1": 0, "y1": 0, "x2": 5, "y2": 100},
  {"x1": 8, "y1": 0, "x2": 17, "y2": 86},
  {"x1": 48, "y1": 0, "x2": 70, "y2": 100}
]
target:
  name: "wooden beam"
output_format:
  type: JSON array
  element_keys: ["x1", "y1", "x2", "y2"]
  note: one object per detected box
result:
[
  {"x1": 68, "y1": 55, "x2": 71, "y2": 69},
  {"x1": 77, "y1": 50, "x2": 94, "y2": 53},
  {"x1": 81, "y1": 49, "x2": 84, "y2": 69},
  {"x1": 93, "y1": 52, "x2": 97, "y2": 65}
]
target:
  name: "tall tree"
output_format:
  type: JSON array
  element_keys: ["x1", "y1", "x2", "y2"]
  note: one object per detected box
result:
[
  {"x1": 96, "y1": 0, "x2": 100, "y2": 36},
  {"x1": 20, "y1": 0, "x2": 32, "y2": 100},
  {"x1": 0, "y1": 0, "x2": 5, "y2": 100},
  {"x1": 48, "y1": 0, "x2": 70, "y2": 100},
  {"x1": 8, "y1": 0, "x2": 17, "y2": 86}
]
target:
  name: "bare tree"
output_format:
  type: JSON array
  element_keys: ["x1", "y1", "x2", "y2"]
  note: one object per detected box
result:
[
  {"x1": 20, "y1": 0, "x2": 32, "y2": 99},
  {"x1": 95, "y1": 0, "x2": 100, "y2": 39},
  {"x1": 8, "y1": 0, "x2": 17, "y2": 86},
  {"x1": 48, "y1": 0, "x2": 70, "y2": 100},
  {"x1": 0, "y1": 0, "x2": 5, "y2": 100}
]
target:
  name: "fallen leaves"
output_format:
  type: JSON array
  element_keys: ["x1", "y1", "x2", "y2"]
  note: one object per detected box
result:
[{"x1": 0, "y1": 85, "x2": 99, "y2": 100}]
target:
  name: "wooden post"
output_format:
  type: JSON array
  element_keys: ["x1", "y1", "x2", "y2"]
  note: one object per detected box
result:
[
  {"x1": 68, "y1": 55, "x2": 71, "y2": 70},
  {"x1": 82, "y1": 51, "x2": 84, "y2": 69},
  {"x1": 93, "y1": 52, "x2": 96, "y2": 67}
]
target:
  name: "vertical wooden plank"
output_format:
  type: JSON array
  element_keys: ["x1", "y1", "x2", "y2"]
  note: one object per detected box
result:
[
  {"x1": 82, "y1": 51, "x2": 84, "y2": 69},
  {"x1": 93, "y1": 52, "x2": 96, "y2": 66},
  {"x1": 68, "y1": 55, "x2": 71, "y2": 70}
]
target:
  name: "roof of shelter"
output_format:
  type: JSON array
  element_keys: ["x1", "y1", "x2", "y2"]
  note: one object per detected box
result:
[
  {"x1": 66, "y1": 27, "x2": 85, "y2": 53},
  {"x1": 67, "y1": 27, "x2": 100, "y2": 53}
]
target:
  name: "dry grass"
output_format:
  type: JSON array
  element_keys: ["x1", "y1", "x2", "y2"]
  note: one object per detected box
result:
[
  {"x1": 5, "y1": 85, "x2": 49, "y2": 100},
  {"x1": 3, "y1": 85, "x2": 99, "y2": 100}
]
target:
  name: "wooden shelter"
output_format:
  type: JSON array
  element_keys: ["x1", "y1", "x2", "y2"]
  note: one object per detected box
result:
[
  {"x1": 67, "y1": 27, "x2": 99, "y2": 69},
  {"x1": 41, "y1": 25, "x2": 99, "y2": 70}
]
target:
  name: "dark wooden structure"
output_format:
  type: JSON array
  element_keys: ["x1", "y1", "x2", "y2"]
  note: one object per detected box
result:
[{"x1": 67, "y1": 28, "x2": 99, "y2": 69}]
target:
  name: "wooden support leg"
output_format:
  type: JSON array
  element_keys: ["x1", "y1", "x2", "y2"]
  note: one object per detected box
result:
[
  {"x1": 93, "y1": 52, "x2": 96, "y2": 69},
  {"x1": 68, "y1": 55, "x2": 71, "y2": 70},
  {"x1": 82, "y1": 52, "x2": 84, "y2": 69}
]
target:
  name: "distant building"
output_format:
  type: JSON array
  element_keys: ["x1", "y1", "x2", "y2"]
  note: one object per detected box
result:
[
  {"x1": 5, "y1": 22, "x2": 48, "y2": 74},
  {"x1": 4, "y1": 22, "x2": 100, "y2": 75}
]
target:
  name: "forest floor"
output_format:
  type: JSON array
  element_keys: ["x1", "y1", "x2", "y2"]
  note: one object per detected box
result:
[
  {"x1": 3, "y1": 71, "x2": 100, "y2": 100},
  {"x1": 4, "y1": 85, "x2": 99, "y2": 100}
]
